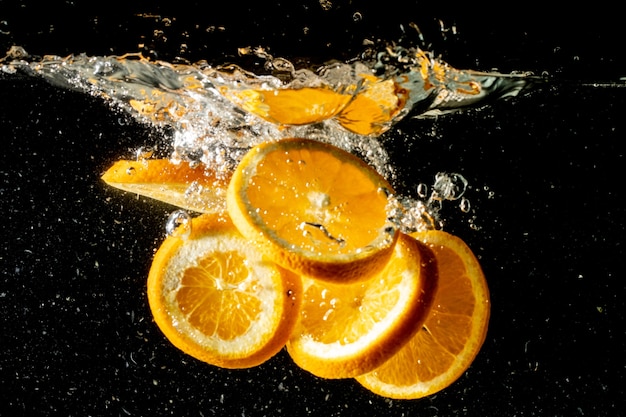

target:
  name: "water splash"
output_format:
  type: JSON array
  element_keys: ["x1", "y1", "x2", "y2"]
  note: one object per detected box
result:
[{"x1": 1, "y1": 44, "x2": 534, "y2": 231}]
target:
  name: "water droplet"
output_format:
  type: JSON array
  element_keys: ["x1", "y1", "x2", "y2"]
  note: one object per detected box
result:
[
  {"x1": 352, "y1": 12, "x2": 363, "y2": 22},
  {"x1": 165, "y1": 210, "x2": 192, "y2": 239},
  {"x1": 126, "y1": 166, "x2": 136, "y2": 175}
]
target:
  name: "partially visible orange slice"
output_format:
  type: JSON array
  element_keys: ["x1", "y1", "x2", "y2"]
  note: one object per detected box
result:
[
  {"x1": 101, "y1": 159, "x2": 230, "y2": 213},
  {"x1": 226, "y1": 138, "x2": 399, "y2": 283},
  {"x1": 147, "y1": 213, "x2": 302, "y2": 368},
  {"x1": 355, "y1": 230, "x2": 490, "y2": 399},
  {"x1": 286, "y1": 233, "x2": 438, "y2": 379},
  {"x1": 218, "y1": 86, "x2": 354, "y2": 126},
  {"x1": 218, "y1": 76, "x2": 408, "y2": 136},
  {"x1": 337, "y1": 76, "x2": 408, "y2": 136}
]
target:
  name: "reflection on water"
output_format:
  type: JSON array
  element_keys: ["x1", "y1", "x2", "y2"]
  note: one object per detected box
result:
[{"x1": 0, "y1": 44, "x2": 535, "y2": 230}]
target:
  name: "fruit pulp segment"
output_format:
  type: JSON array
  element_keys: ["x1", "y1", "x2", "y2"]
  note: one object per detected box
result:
[{"x1": 176, "y1": 251, "x2": 262, "y2": 341}]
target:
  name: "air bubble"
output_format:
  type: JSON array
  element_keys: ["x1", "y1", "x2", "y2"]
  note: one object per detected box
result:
[
  {"x1": 460, "y1": 197, "x2": 471, "y2": 213},
  {"x1": 322, "y1": 309, "x2": 334, "y2": 321},
  {"x1": 165, "y1": 210, "x2": 192, "y2": 240},
  {"x1": 431, "y1": 172, "x2": 468, "y2": 201},
  {"x1": 376, "y1": 187, "x2": 392, "y2": 198},
  {"x1": 135, "y1": 146, "x2": 154, "y2": 161},
  {"x1": 416, "y1": 183, "x2": 428, "y2": 199}
]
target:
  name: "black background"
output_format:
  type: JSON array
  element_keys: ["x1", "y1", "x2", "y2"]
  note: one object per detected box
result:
[{"x1": 1, "y1": 1, "x2": 624, "y2": 416}]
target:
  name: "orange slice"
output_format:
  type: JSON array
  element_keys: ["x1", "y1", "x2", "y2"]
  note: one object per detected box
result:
[
  {"x1": 147, "y1": 213, "x2": 302, "y2": 368},
  {"x1": 337, "y1": 75, "x2": 409, "y2": 136},
  {"x1": 101, "y1": 159, "x2": 230, "y2": 213},
  {"x1": 286, "y1": 233, "x2": 438, "y2": 378},
  {"x1": 226, "y1": 138, "x2": 399, "y2": 283},
  {"x1": 218, "y1": 86, "x2": 354, "y2": 126},
  {"x1": 355, "y1": 230, "x2": 490, "y2": 399}
]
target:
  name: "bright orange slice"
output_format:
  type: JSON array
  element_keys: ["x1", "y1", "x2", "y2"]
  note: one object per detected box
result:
[
  {"x1": 147, "y1": 213, "x2": 302, "y2": 368},
  {"x1": 226, "y1": 138, "x2": 399, "y2": 283},
  {"x1": 101, "y1": 159, "x2": 230, "y2": 213},
  {"x1": 218, "y1": 86, "x2": 354, "y2": 126},
  {"x1": 355, "y1": 230, "x2": 490, "y2": 399},
  {"x1": 286, "y1": 233, "x2": 438, "y2": 378},
  {"x1": 337, "y1": 75, "x2": 408, "y2": 136}
]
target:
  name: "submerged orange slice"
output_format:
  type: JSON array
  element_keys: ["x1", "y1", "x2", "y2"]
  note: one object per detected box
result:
[
  {"x1": 287, "y1": 233, "x2": 438, "y2": 379},
  {"x1": 355, "y1": 230, "x2": 490, "y2": 399},
  {"x1": 147, "y1": 213, "x2": 302, "y2": 368},
  {"x1": 226, "y1": 138, "x2": 398, "y2": 283},
  {"x1": 101, "y1": 159, "x2": 230, "y2": 213}
]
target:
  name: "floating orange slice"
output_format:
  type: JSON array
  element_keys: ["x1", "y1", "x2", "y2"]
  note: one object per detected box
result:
[
  {"x1": 355, "y1": 230, "x2": 490, "y2": 399},
  {"x1": 287, "y1": 233, "x2": 438, "y2": 378},
  {"x1": 337, "y1": 75, "x2": 408, "y2": 136},
  {"x1": 218, "y1": 86, "x2": 353, "y2": 126},
  {"x1": 147, "y1": 213, "x2": 302, "y2": 368},
  {"x1": 101, "y1": 159, "x2": 230, "y2": 213},
  {"x1": 218, "y1": 75, "x2": 408, "y2": 136},
  {"x1": 226, "y1": 138, "x2": 398, "y2": 283}
]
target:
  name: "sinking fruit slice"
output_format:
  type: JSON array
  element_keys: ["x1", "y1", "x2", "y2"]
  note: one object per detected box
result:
[
  {"x1": 226, "y1": 138, "x2": 399, "y2": 283},
  {"x1": 147, "y1": 213, "x2": 302, "y2": 369},
  {"x1": 286, "y1": 233, "x2": 438, "y2": 379},
  {"x1": 218, "y1": 86, "x2": 354, "y2": 126},
  {"x1": 355, "y1": 230, "x2": 490, "y2": 399},
  {"x1": 101, "y1": 159, "x2": 230, "y2": 213}
]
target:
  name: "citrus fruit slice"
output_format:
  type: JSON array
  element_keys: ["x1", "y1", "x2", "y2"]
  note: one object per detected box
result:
[
  {"x1": 218, "y1": 86, "x2": 354, "y2": 126},
  {"x1": 147, "y1": 213, "x2": 302, "y2": 368},
  {"x1": 226, "y1": 138, "x2": 399, "y2": 283},
  {"x1": 355, "y1": 230, "x2": 490, "y2": 399},
  {"x1": 286, "y1": 233, "x2": 438, "y2": 379},
  {"x1": 337, "y1": 76, "x2": 408, "y2": 136},
  {"x1": 101, "y1": 159, "x2": 230, "y2": 213}
]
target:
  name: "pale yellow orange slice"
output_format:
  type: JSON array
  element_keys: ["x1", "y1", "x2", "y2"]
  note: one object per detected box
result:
[{"x1": 101, "y1": 159, "x2": 230, "y2": 213}]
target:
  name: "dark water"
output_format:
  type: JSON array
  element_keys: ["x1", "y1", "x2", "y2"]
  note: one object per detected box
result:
[{"x1": 1, "y1": 2, "x2": 625, "y2": 416}]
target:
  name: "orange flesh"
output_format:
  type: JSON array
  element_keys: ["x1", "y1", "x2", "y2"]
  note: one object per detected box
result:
[
  {"x1": 365, "y1": 241, "x2": 487, "y2": 386},
  {"x1": 338, "y1": 78, "x2": 407, "y2": 136},
  {"x1": 176, "y1": 251, "x2": 261, "y2": 341},
  {"x1": 245, "y1": 146, "x2": 390, "y2": 255},
  {"x1": 222, "y1": 87, "x2": 353, "y2": 125},
  {"x1": 300, "y1": 262, "x2": 403, "y2": 345}
]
